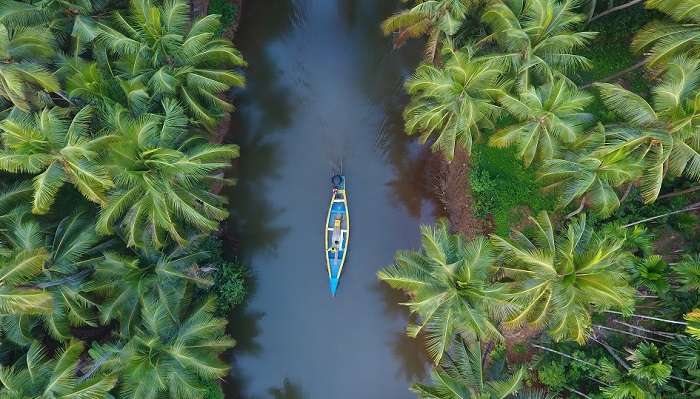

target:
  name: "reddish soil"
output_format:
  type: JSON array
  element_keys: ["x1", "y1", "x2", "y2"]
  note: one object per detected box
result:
[
  {"x1": 502, "y1": 325, "x2": 542, "y2": 365},
  {"x1": 429, "y1": 148, "x2": 490, "y2": 239}
]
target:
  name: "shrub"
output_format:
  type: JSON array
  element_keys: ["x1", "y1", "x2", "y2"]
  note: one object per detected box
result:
[
  {"x1": 537, "y1": 361, "x2": 567, "y2": 392},
  {"x1": 214, "y1": 259, "x2": 248, "y2": 315}
]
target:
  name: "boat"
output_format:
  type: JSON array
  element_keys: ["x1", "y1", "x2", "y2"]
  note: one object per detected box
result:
[{"x1": 325, "y1": 175, "x2": 349, "y2": 296}]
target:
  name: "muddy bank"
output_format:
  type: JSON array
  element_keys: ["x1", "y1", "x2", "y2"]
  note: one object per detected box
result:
[{"x1": 429, "y1": 148, "x2": 490, "y2": 239}]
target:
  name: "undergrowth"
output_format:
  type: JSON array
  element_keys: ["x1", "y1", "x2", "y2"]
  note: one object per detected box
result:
[{"x1": 470, "y1": 144, "x2": 555, "y2": 235}]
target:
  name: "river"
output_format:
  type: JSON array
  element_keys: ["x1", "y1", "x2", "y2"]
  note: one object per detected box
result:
[{"x1": 224, "y1": 1, "x2": 435, "y2": 397}]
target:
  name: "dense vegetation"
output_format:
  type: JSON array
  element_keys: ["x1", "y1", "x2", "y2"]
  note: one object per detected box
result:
[
  {"x1": 0, "y1": 0, "x2": 246, "y2": 397},
  {"x1": 382, "y1": 0, "x2": 700, "y2": 397}
]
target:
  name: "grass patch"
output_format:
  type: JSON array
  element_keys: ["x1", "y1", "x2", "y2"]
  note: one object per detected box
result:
[
  {"x1": 575, "y1": 6, "x2": 656, "y2": 121},
  {"x1": 470, "y1": 144, "x2": 555, "y2": 235}
]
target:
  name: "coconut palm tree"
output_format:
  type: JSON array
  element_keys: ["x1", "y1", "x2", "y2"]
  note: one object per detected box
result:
[
  {"x1": 94, "y1": 0, "x2": 245, "y2": 129},
  {"x1": 0, "y1": 340, "x2": 116, "y2": 398},
  {"x1": 491, "y1": 211, "x2": 635, "y2": 344},
  {"x1": 411, "y1": 338, "x2": 525, "y2": 398},
  {"x1": 92, "y1": 293, "x2": 234, "y2": 399},
  {"x1": 594, "y1": 56, "x2": 700, "y2": 203},
  {"x1": 381, "y1": 0, "x2": 474, "y2": 62},
  {"x1": 489, "y1": 78, "x2": 594, "y2": 167},
  {"x1": 96, "y1": 101, "x2": 238, "y2": 248},
  {"x1": 0, "y1": 0, "x2": 104, "y2": 52},
  {"x1": 378, "y1": 220, "x2": 512, "y2": 364},
  {"x1": 0, "y1": 23, "x2": 59, "y2": 111},
  {"x1": 539, "y1": 125, "x2": 642, "y2": 217},
  {"x1": 481, "y1": 0, "x2": 596, "y2": 87},
  {"x1": 632, "y1": 0, "x2": 700, "y2": 66},
  {"x1": 0, "y1": 106, "x2": 115, "y2": 214},
  {"x1": 93, "y1": 236, "x2": 214, "y2": 337},
  {"x1": 0, "y1": 208, "x2": 52, "y2": 319},
  {"x1": 404, "y1": 45, "x2": 504, "y2": 160},
  {"x1": 0, "y1": 208, "x2": 105, "y2": 343}
]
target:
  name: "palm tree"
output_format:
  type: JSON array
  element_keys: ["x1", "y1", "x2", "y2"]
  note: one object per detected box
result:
[
  {"x1": 0, "y1": 106, "x2": 114, "y2": 214},
  {"x1": 596, "y1": 343, "x2": 671, "y2": 399},
  {"x1": 632, "y1": 0, "x2": 700, "y2": 66},
  {"x1": 594, "y1": 56, "x2": 700, "y2": 203},
  {"x1": 674, "y1": 254, "x2": 700, "y2": 291},
  {"x1": 491, "y1": 211, "x2": 635, "y2": 344},
  {"x1": 0, "y1": 209, "x2": 104, "y2": 343},
  {"x1": 381, "y1": 0, "x2": 474, "y2": 62},
  {"x1": 539, "y1": 125, "x2": 642, "y2": 217},
  {"x1": 0, "y1": 340, "x2": 116, "y2": 398},
  {"x1": 411, "y1": 339, "x2": 524, "y2": 398},
  {"x1": 0, "y1": 208, "x2": 52, "y2": 319},
  {"x1": 0, "y1": 23, "x2": 59, "y2": 111},
  {"x1": 489, "y1": 78, "x2": 594, "y2": 167},
  {"x1": 93, "y1": 294, "x2": 234, "y2": 399},
  {"x1": 0, "y1": 0, "x2": 103, "y2": 51},
  {"x1": 93, "y1": 236, "x2": 215, "y2": 337},
  {"x1": 686, "y1": 309, "x2": 700, "y2": 340},
  {"x1": 404, "y1": 46, "x2": 504, "y2": 160},
  {"x1": 378, "y1": 220, "x2": 512, "y2": 364},
  {"x1": 96, "y1": 101, "x2": 238, "y2": 248},
  {"x1": 94, "y1": 0, "x2": 245, "y2": 129},
  {"x1": 481, "y1": 0, "x2": 597, "y2": 87}
]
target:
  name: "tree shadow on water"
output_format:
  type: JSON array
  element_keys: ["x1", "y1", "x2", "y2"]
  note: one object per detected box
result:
[
  {"x1": 373, "y1": 280, "x2": 429, "y2": 382},
  {"x1": 268, "y1": 378, "x2": 305, "y2": 399}
]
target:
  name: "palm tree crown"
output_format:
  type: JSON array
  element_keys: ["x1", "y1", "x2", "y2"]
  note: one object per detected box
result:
[
  {"x1": 93, "y1": 294, "x2": 234, "y2": 399},
  {"x1": 96, "y1": 101, "x2": 238, "y2": 248},
  {"x1": 0, "y1": 23, "x2": 59, "y2": 111},
  {"x1": 378, "y1": 220, "x2": 512, "y2": 364},
  {"x1": 481, "y1": 0, "x2": 596, "y2": 87},
  {"x1": 491, "y1": 211, "x2": 635, "y2": 344},
  {"x1": 633, "y1": 0, "x2": 700, "y2": 66},
  {"x1": 0, "y1": 106, "x2": 114, "y2": 214},
  {"x1": 539, "y1": 125, "x2": 642, "y2": 216},
  {"x1": 595, "y1": 56, "x2": 700, "y2": 203},
  {"x1": 411, "y1": 339, "x2": 525, "y2": 398},
  {"x1": 489, "y1": 78, "x2": 594, "y2": 167},
  {"x1": 404, "y1": 46, "x2": 504, "y2": 160},
  {"x1": 94, "y1": 0, "x2": 246, "y2": 129},
  {"x1": 382, "y1": 0, "x2": 475, "y2": 62},
  {"x1": 0, "y1": 340, "x2": 116, "y2": 398}
]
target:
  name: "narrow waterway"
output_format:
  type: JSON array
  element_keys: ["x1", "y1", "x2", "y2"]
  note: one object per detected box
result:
[{"x1": 224, "y1": 1, "x2": 435, "y2": 397}]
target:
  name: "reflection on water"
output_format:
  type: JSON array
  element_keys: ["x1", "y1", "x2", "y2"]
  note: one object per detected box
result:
[{"x1": 224, "y1": 1, "x2": 434, "y2": 397}]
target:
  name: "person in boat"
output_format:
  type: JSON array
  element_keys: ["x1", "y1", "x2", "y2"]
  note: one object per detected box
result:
[{"x1": 330, "y1": 215, "x2": 344, "y2": 258}]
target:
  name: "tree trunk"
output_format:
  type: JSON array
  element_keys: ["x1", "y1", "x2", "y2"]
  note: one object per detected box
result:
[
  {"x1": 622, "y1": 202, "x2": 700, "y2": 227},
  {"x1": 603, "y1": 310, "x2": 688, "y2": 325},
  {"x1": 590, "y1": 0, "x2": 644, "y2": 22}
]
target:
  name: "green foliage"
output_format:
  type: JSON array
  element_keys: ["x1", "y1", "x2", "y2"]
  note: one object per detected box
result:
[
  {"x1": 208, "y1": 0, "x2": 239, "y2": 32},
  {"x1": 378, "y1": 220, "x2": 511, "y2": 364},
  {"x1": 470, "y1": 144, "x2": 554, "y2": 234},
  {"x1": 404, "y1": 46, "x2": 504, "y2": 159},
  {"x1": 537, "y1": 361, "x2": 567, "y2": 392},
  {"x1": 492, "y1": 211, "x2": 635, "y2": 343},
  {"x1": 411, "y1": 339, "x2": 525, "y2": 398},
  {"x1": 214, "y1": 260, "x2": 248, "y2": 315},
  {"x1": 0, "y1": 0, "x2": 245, "y2": 395}
]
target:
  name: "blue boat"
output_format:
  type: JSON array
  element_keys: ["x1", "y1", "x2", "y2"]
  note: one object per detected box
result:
[{"x1": 325, "y1": 175, "x2": 349, "y2": 296}]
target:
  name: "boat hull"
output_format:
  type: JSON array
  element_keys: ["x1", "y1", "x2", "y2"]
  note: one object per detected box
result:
[{"x1": 325, "y1": 176, "x2": 349, "y2": 295}]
